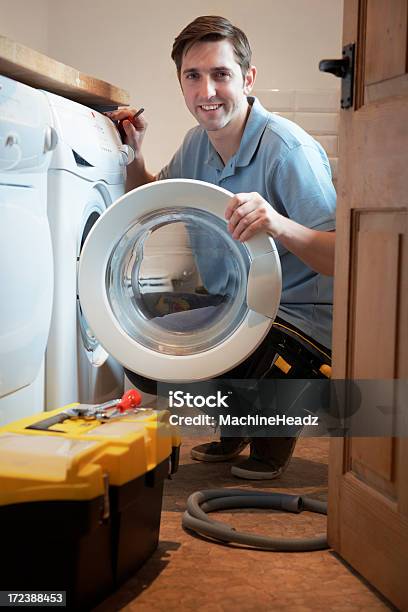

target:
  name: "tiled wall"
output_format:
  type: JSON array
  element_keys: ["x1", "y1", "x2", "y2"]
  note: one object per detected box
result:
[{"x1": 254, "y1": 89, "x2": 340, "y2": 187}]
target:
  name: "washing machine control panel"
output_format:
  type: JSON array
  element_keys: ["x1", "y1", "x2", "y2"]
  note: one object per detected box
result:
[
  {"x1": 0, "y1": 76, "x2": 54, "y2": 172},
  {"x1": 42, "y1": 91, "x2": 128, "y2": 178}
]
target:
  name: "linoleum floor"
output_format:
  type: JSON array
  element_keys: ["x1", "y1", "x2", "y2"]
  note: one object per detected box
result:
[{"x1": 94, "y1": 436, "x2": 394, "y2": 612}]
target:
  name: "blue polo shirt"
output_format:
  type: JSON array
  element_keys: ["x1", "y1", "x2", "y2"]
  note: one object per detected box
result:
[{"x1": 158, "y1": 97, "x2": 336, "y2": 348}]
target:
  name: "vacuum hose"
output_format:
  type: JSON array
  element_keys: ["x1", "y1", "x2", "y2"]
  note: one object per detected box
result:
[{"x1": 182, "y1": 488, "x2": 328, "y2": 551}]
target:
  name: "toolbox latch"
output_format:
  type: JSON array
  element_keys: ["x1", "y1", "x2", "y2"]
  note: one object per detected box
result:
[
  {"x1": 170, "y1": 445, "x2": 180, "y2": 476},
  {"x1": 101, "y1": 473, "x2": 110, "y2": 522}
]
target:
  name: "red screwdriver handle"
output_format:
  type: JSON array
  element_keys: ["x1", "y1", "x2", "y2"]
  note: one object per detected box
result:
[{"x1": 117, "y1": 388, "x2": 142, "y2": 412}]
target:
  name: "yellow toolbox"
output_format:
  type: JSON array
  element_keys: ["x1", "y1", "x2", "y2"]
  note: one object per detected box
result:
[{"x1": 0, "y1": 400, "x2": 180, "y2": 610}]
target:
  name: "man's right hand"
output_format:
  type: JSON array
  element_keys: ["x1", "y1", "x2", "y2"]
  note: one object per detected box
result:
[
  {"x1": 105, "y1": 107, "x2": 147, "y2": 159},
  {"x1": 105, "y1": 107, "x2": 155, "y2": 190}
]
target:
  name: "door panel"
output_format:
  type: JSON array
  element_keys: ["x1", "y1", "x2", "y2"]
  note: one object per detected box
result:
[
  {"x1": 365, "y1": 0, "x2": 407, "y2": 84},
  {"x1": 328, "y1": 0, "x2": 408, "y2": 609},
  {"x1": 351, "y1": 437, "x2": 397, "y2": 498},
  {"x1": 350, "y1": 212, "x2": 405, "y2": 379}
]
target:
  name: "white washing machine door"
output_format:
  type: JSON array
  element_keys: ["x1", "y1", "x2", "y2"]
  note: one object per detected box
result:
[{"x1": 78, "y1": 179, "x2": 282, "y2": 382}]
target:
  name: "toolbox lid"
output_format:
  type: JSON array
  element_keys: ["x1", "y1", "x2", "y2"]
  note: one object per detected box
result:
[
  {"x1": 0, "y1": 433, "x2": 104, "y2": 505},
  {"x1": 0, "y1": 406, "x2": 179, "y2": 503}
]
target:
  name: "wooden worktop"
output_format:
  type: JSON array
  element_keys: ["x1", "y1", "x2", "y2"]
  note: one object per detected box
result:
[{"x1": 0, "y1": 35, "x2": 129, "y2": 107}]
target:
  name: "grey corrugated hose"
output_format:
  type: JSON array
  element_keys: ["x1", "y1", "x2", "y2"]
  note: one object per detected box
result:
[{"x1": 182, "y1": 488, "x2": 328, "y2": 551}]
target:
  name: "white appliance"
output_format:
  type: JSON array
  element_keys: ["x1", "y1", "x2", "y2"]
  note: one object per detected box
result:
[
  {"x1": 78, "y1": 179, "x2": 282, "y2": 383},
  {"x1": 42, "y1": 92, "x2": 134, "y2": 410},
  {"x1": 0, "y1": 76, "x2": 56, "y2": 425}
]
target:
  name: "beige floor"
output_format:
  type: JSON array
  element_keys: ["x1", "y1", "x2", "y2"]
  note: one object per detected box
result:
[{"x1": 94, "y1": 436, "x2": 395, "y2": 612}]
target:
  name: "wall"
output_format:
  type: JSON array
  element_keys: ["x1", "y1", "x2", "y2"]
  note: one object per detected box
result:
[
  {"x1": 0, "y1": 0, "x2": 49, "y2": 54},
  {"x1": 1, "y1": 0, "x2": 343, "y2": 172}
]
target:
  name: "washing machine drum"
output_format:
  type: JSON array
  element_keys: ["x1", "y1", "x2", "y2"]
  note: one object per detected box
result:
[{"x1": 78, "y1": 179, "x2": 282, "y2": 382}]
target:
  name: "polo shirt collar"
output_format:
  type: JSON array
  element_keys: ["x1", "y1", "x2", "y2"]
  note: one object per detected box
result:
[
  {"x1": 205, "y1": 141, "x2": 224, "y2": 170},
  {"x1": 205, "y1": 97, "x2": 270, "y2": 171}
]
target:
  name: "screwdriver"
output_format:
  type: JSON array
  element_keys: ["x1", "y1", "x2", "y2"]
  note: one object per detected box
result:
[{"x1": 117, "y1": 108, "x2": 144, "y2": 141}]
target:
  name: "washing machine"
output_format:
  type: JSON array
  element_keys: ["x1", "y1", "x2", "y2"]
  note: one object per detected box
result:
[
  {"x1": 42, "y1": 92, "x2": 134, "y2": 410},
  {"x1": 0, "y1": 76, "x2": 56, "y2": 425},
  {"x1": 78, "y1": 179, "x2": 282, "y2": 384}
]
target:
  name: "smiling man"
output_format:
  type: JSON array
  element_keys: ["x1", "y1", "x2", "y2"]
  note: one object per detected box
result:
[
  {"x1": 178, "y1": 35, "x2": 255, "y2": 164},
  {"x1": 107, "y1": 16, "x2": 336, "y2": 480}
]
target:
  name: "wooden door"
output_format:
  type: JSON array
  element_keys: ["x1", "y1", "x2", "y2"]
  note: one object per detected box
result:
[{"x1": 328, "y1": 1, "x2": 408, "y2": 609}]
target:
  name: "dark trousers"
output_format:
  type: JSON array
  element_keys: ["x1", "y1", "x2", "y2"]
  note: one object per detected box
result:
[
  {"x1": 125, "y1": 316, "x2": 331, "y2": 391},
  {"x1": 217, "y1": 317, "x2": 332, "y2": 462},
  {"x1": 221, "y1": 317, "x2": 331, "y2": 380},
  {"x1": 125, "y1": 318, "x2": 332, "y2": 462}
]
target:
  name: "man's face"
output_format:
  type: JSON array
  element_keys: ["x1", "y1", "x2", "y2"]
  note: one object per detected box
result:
[{"x1": 179, "y1": 39, "x2": 255, "y2": 133}]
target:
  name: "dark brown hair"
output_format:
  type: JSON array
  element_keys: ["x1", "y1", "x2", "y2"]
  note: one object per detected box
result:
[{"x1": 171, "y1": 16, "x2": 252, "y2": 79}]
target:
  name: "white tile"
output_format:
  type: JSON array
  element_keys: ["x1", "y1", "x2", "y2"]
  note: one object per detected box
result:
[
  {"x1": 313, "y1": 135, "x2": 338, "y2": 156},
  {"x1": 272, "y1": 111, "x2": 295, "y2": 121},
  {"x1": 295, "y1": 89, "x2": 340, "y2": 112},
  {"x1": 294, "y1": 112, "x2": 339, "y2": 134},
  {"x1": 254, "y1": 89, "x2": 296, "y2": 111}
]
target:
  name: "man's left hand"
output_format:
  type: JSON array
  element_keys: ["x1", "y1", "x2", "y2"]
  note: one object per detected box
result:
[{"x1": 225, "y1": 192, "x2": 283, "y2": 242}]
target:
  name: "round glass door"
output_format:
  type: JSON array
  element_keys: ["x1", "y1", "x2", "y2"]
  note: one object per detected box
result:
[
  {"x1": 78, "y1": 179, "x2": 281, "y2": 382},
  {"x1": 106, "y1": 207, "x2": 251, "y2": 356},
  {"x1": 77, "y1": 210, "x2": 104, "y2": 363}
]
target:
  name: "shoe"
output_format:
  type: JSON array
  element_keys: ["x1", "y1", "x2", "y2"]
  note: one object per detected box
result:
[
  {"x1": 191, "y1": 437, "x2": 250, "y2": 462},
  {"x1": 231, "y1": 437, "x2": 297, "y2": 480}
]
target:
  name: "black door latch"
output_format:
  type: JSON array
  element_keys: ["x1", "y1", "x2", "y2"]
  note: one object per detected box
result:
[{"x1": 319, "y1": 43, "x2": 355, "y2": 109}]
